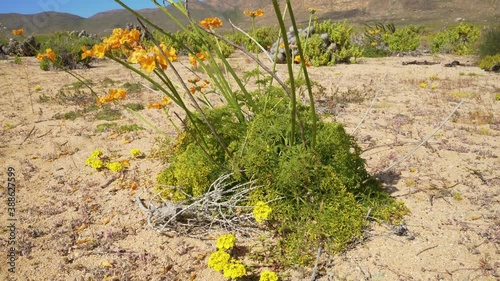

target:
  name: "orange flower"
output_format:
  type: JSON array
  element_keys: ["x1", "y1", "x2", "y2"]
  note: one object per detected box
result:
[
  {"x1": 12, "y1": 28, "x2": 24, "y2": 35},
  {"x1": 189, "y1": 54, "x2": 197, "y2": 67},
  {"x1": 148, "y1": 97, "x2": 172, "y2": 109},
  {"x1": 188, "y1": 52, "x2": 208, "y2": 67},
  {"x1": 97, "y1": 88, "x2": 127, "y2": 105},
  {"x1": 199, "y1": 17, "x2": 223, "y2": 29},
  {"x1": 294, "y1": 55, "x2": 311, "y2": 67},
  {"x1": 36, "y1": 48, "x2": 56, "y2": 62},
  {"x1": 189, "y1": 86, "x2": 197, "y2": 94},
  {"x1": 244, "y1": 9, "x2": 264, "y2": 18},
  {"x1": 81, "y1": 46, "x2": 94, "y2": 60},
  {"x1": 154, "y1": 43, "x2": 178, "y2": 69}
]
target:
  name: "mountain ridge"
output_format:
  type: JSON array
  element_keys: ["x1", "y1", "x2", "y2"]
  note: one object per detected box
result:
[{"x1": 1, "y1": 0, "x2": 498, "y2": 35}]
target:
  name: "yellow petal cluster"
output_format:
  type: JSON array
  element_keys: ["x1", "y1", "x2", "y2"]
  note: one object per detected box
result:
[
  {"x1": 106, "y1": 162, "x2": 123, "y2": 172},
  {"x1": 128, "y1": 43, "x2": 178, "y2": 72},
  {"x1": 253, "y1": 201, "x2": 272, "y2": 223},
  {"x1": 216, "y1": 234, "x2": 236, "y2": 250},
  {"x1": 207, "y1": 250, "x2": 230, "y2": 272},
  {"x1": 260, "y1": 270, "x2": 279, "y2": 281}
]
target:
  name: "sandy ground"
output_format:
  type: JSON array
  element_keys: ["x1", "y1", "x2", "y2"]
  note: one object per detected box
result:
[{"x1": 0, "y1": 52, "x2": 498, "y2": 281}]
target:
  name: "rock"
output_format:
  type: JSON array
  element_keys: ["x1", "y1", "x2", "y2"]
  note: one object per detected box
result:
[
  {"x1": 288, "y1": 36, "x2": 296, "y2": 45},
  {"x1": 276, "y1": 52, "x2": 286, "y2": 64},
  {"x1": 19, "y1": 35, "x2": 39, "y2": 56},
  {"x1": 321, "y1": 33, "x2": 330, "y2": 44}
]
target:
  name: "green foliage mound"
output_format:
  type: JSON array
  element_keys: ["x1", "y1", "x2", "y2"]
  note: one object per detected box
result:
[
  {"x1": 39, "y1": 32, "x2": 98, "y2": 70},
  {"x1": 157, "y1": 86, "x2": 408, "y2": 265},
  {"x1": 305, "y1": 20, "x2": 362, "y2": 66},
  {"x1": 382, "y1": 25, "x2": 421, "y2": 52},
  {"x1": 478, "y1": 54, "x2": 500, "y2": 72},
  {"x1": 431, "y1": 22, "x2": 481, "y2": 55}
]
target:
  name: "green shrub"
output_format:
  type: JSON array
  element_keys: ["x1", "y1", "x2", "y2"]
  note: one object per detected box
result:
[
  {"x1": 478, "y1": 54, "x2": 500, "y2": 71},
  {"x1": 431, "y1": 23, "x2": 481, "y2": 55},
  {"x1": 156, "y1": 86, "x2": 408, "y2": 265},
  {"x1": 227, "y1": 26, "x2": 280, "y2": 53},
  {"x1": 39, "y1": 32, "x2": 99, "y2": 69},
  {"x1": 311, "y1": 20, "x2": 363, "y2": 64},
  {"x1": 382, "y1": 25, "x2": 421, "y2": 52},
  {"x1": 477, "y1": 26, "x2": 500, "y2": 58}
]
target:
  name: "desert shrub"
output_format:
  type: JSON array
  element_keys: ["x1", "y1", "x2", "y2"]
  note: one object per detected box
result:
[
  {"x1": 478, "y1": 54, "x2": 500, "y2": 71},
  {"x1": 156, "y1": 86, "x2": 408, "y2": 265},
  {"x1": 382, "y1": 25, "x2": 421, "y2": 52},
  {"x1": 477, "y1": 26, "x2": 500, "y2": 58},
  {"x1": 431, "y1": 22, "x2": 481, "y2": 55},
  {"x1": 304, "y1": 34, "x2": 331, "y2": 66},
  {"x1": 38, "y1": 32, "x2": 98, "y2": 70},
  {"x1": 228, "y1": 26, "x2": 280, "y2": 53},
  {"x1": 311, "y1": 20, "x2": 363, "y2": 64}
]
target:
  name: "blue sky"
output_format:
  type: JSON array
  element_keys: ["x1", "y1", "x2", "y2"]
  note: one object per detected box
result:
[{"x1": 0, "y1": 0, "x2": 160, "y2": 18}]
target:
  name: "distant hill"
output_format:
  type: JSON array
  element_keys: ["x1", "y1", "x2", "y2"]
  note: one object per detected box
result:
[{"x1": 1, "y1": 0, "x2": 498, "y2": 36}]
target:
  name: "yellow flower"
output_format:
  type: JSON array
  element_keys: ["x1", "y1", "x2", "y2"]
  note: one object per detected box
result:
[
  {"x1": 91, "y1": 149, "x2": 103, "y2": 158},
  {"x1": 419, "y1": 82, "x2": 427, "y2": 88},
  {"x1": 207, "y1": 250, "x2": 230, "y2": 272},
  {"x1": 199, "y1": 17, "x2": 223, "y2": 29},
  {"x1": 431, "y1": 84, "x2": 438, "y2": 89},
  {"x1": 260, "y1": 270, "x2": 279, "y2": 281},
  {"x1": 107, "y1": 162, "x2": 123, "y2": 172},
  {"x1": 85, "y1": 150, "x2": 104, "y2": 170},
  {"x1": 92, "y1": 43, "x2": 108, "y2": 58},
  {"x1": 223, "y1": 260, "x2": 246, "y2": 279},
  {"x1": 371, "y1": 42, "x2": 378, "y2": 47},
  {"x1": 90, "y1": 158, "x2": 104, "y2": 169},
  {"x1": 12, "y1": 28, "x2": 24, "y2": 35},
  {"x1": 216, "y1": 234, "x2": 236, "y2": 250},
  {"x1": 253, "y1": 201, "x2": 272, "y2": 223},
  {"x1": 244, "y1": 9, "x2": 264, "y2": 18},
  {"x1": 34, "y1": 85, "x2": 42, "y2": 91},
  {"x1": 130, "y1": 148, "x2": 142, "y2": 157}
]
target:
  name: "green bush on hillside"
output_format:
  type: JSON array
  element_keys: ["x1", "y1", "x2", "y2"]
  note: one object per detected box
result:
[
  {"x1": 382, "y1": 25, "x2": 421, "y2": 52},
  {"x1": 431, "y1": 22, "x2": 481, "y2": 55}
]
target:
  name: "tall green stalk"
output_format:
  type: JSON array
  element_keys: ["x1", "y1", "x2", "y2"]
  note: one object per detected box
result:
[
  {"x1": 286, "y1": 0, "x2": 317, "y2": 147},
  {"x1": 271, "y1": 0, "x2": 297, "y2": 146}
]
